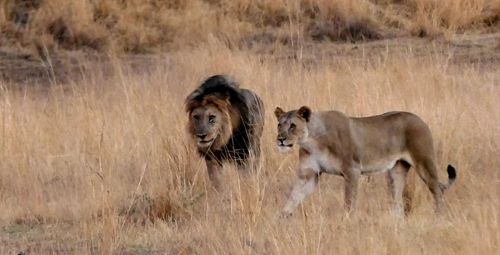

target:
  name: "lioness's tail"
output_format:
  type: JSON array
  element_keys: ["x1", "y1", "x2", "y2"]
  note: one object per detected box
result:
[{"x1": 439, "y1": 165, "x2": 457, "y2": 192}]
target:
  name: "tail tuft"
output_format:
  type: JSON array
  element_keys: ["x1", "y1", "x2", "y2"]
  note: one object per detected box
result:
[
  {"x1": 447, "y1": 165, "x2": 456, "y2": 180},
  {"x1": 440, "y1": 165, "x2": 457, "y2": 192},
  {"x1": 446, "y1": 164, "x2": 456, "y2": 187}
]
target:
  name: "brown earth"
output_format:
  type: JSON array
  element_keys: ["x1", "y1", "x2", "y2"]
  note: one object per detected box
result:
[{"x1": 1, "y1": 32, "x2": 499, "y2": 86}]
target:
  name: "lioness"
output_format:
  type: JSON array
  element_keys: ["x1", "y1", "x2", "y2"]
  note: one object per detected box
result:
[
  {"x1": 274, "y1": 106, "x2": 456, "y2": 217},
  {"x1": 185, "y1": 75, "x2": 264, "y2": 190}
]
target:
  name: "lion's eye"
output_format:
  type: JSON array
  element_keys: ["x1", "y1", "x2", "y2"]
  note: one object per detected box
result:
[
  {"x1": 193, "y1": 115, "x2": 200, "y2": 120},
  {"x1": 208, "y1": 115, "x2": 216, "y2": 123},
  {"x1": 290, "y1": 123, "x2": 296, "y2": 130},
  {"x1": 278, "y1": 123, "x2": 282, "y2": 128}
]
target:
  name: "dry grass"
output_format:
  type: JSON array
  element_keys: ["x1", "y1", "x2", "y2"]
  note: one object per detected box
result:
[
  {"x1": 1, "y1": 0, "x2": 500, "y2": 53},
  {"x1": 0, "y1": 42, "x2": 498, "y2": 254}
]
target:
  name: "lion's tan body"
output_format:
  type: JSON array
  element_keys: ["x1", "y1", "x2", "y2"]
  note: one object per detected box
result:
[{"x1": 274, "y1": 107, "x2": 456, "y2": 217}]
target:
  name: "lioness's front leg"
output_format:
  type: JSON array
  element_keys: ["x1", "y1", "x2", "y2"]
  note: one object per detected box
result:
[
  {"x1": 206, "y1": 159, "x2": 223, "y2": 191},
  {"x1": 282, "y1": 168, "x2": 319, "y2": 217}
]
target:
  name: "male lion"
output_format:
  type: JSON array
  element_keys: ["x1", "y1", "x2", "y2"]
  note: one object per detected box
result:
[
  {"x1": 185, "y1": 75, "x2": 264, "y2": 190},
  {"x1": 274, "y1": 106, "x2": 456, "y2": 217}
]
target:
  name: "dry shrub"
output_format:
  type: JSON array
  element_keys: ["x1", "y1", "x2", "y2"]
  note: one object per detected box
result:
[
  {"x1": 227, "y1": 0, "x2": 294, "y2": 27},
  {"x1": 17, "y1": 0, "x2": 109, "y2": 51},
  {"x1": 120, "y1": 194, "x2": 175, "y2": 225},
  {"x1": 2, "y1": 0, "x2": 42, "y2": 26},
  {"x1": 121, "y1": 190, "x2": 205, "y2": 225},
  {"x1": 44, "y1": 17, "x2": 107, "y2": 50},
  {"x1": 307, "y1": 0, "x2": 382, "y2": 42},
  {"x1": 487, "y1": 0, "x2": 500, "y2": 25},
  {"x1": 1, "y1": 0, "x2": 499, "y2": 52},
  {"x1": 0, "y1": 0, "x2": 41, "y2": 46},
  {"x1": 408, "y1": 0, "x2": 500, "y2": 37},
  {"x1": 94, "y1": 0, "x2": 173, "y2": 53}
]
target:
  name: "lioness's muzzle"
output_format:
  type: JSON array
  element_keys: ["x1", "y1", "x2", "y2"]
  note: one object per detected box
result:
[{"x1": 277, "y1": 139, "x2": 293, "y2": 147}]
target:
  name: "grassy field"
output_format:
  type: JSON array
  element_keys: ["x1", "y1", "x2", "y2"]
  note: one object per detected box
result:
[{"x1": 0, "y1": 41, "x2": 498, "y2": 254}]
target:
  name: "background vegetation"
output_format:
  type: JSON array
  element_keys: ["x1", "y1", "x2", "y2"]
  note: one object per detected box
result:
[{"x1": 1, "y1": 0, "x2": 499, "y2": 53}]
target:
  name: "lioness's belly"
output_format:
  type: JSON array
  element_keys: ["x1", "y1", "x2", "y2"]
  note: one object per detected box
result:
[
  {"x1": 359, "y1": 152, "x2": 412, "y2": 175},
  {"x1": 300, "y1": 151, "x2": 343, "y2": 175},
  {"x1": 301, "y1": 150, "x2": 412, "y2": 176}
]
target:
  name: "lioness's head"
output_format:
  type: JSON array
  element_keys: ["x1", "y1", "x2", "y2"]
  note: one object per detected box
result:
[
  {"x1": 186, "y1": 95, "x2": 237, "y2": 151},
  {"x1": 274, "y1": 106, "x2": 312, "y2": 153}
]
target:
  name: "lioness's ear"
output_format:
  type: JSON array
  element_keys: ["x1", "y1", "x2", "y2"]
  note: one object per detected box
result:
[
  {"x1": 297, "y1": 106, "x2": 311, "y2": 122},
  {"x1": 274, "y1": 107, "x2": 285, "y2": 119}
]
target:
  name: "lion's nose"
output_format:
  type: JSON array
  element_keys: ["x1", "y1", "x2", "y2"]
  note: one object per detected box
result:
[
  {"x1": 197, "y1": 134, "x2": 207, "y2": 139},
  {"x1": 278, "y1": 137, "x2": 285, "y2": 143}
]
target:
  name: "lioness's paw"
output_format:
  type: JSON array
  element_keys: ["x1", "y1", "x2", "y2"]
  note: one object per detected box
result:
[{"x1": 279, "y1": 211, "x2": 293, "y2": 219}]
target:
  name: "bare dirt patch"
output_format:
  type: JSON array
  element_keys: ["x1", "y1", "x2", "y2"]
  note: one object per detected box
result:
[{"x1": 1, "y1": 32, "x2": 500, "y2": 86}]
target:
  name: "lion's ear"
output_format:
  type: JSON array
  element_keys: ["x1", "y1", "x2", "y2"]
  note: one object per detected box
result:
[
  {"x1": 297, "y1": 106, "x2": 311, "y2": 122},
  {"x1": 185, "y1": 98, "x2": 198, "y2": 113},
  {"x1": 274, "y1": 107, "x2": 285, "y2": 119}
]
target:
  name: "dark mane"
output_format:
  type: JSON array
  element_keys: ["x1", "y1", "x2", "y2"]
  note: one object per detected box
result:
[{"x1": 185, "y1": 75, "x2": 250, "y2": 123}]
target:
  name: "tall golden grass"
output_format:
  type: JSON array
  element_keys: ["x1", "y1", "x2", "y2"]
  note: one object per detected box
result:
[
  {"x1": 1, "y1": 0, "x2": 499, "y2": 53},
  {"x1": 0, "y1": 43, "x2": 498, "y2": 253}
]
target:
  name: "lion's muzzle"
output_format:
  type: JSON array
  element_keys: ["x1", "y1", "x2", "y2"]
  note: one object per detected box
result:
[{"x1": 195, "y1": 133, "x2": 216, "y2": 148}]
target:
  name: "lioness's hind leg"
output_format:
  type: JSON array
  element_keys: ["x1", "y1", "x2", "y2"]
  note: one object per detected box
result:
[
  {"x1": 387, "y1": 161, "x2": 411, "y2": 217},
  {"x1": 404, "y1": 167, "x2": 415, "y2": 215},
  {"x1": 414, "y1": 157, "x2": 444, "y2": 213}
]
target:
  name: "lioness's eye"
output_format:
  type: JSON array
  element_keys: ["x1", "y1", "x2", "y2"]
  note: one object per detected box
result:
[
  {"x1": 193, "y1": 115, "x2": 200, "y2": 120},
  {"x1": 290, "y1": 123, "x2": 296, "y2": 130}
]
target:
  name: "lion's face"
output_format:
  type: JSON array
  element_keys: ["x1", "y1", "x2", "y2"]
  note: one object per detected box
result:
[
  {"x1": 274, "y1": 106, "x2": 311, "y2": 153},
  {"x1": 186, "y1": 95, "x2": 235, "y2": 151},
  {"x1": 189, "y1": 105, "x2": 225, "y2": 149}
]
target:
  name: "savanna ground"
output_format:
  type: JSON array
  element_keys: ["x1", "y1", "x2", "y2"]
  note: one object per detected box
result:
[{"x1": 1, "y1": 0, "x2": 500, "y2": 254}]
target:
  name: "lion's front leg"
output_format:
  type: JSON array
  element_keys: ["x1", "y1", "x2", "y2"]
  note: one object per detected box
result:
[
  {"x1": 282, "y1": 168, "x2": 319, "y2": 217},
  {"x1": 206, "y1": 159, "x2": 223, "y2": 191}
]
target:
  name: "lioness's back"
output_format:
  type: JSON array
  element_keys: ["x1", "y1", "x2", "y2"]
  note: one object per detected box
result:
[
  {"x1": 350, "y1": 111, "x2": 430, "y2": 136},
  {"x1": 349, "y1": 111, "x2": 434, "y2": 159}
]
